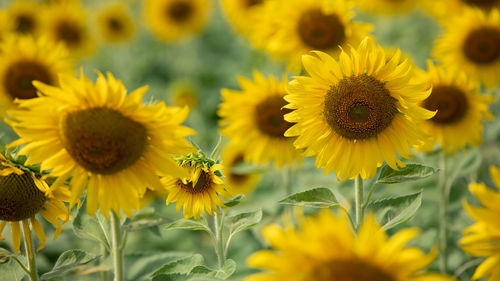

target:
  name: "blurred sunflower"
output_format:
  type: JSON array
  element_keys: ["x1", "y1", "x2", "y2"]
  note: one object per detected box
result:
[
  {"x1": 250, "y1": 0, "x2": 372, "y2": 72},
  {"x1": 218, "y1": 71, "x2": 302, "y2": 168},
  {"x1": 41, "y1": 0, "x2": 94, "y2": 58},
  {"x1": 162, "y1": 153, "x2": 227, "y2": 219},
  {"x1": 170, "y1": 83, "x2": 198, "y2": 108},
  {"x1": 461, "y1": 165, "x2": 500, "y2": 281},
  {"x1": 284, "y1": 37, "x2": 434, "y2": 181},
  {"x1": 425, "y1": 0, "x2": 500, "y2": 18},
  {"x1": 356, "y1": 0, "x2": 419, "y2": 14},
  {"x1": 434, "y1": 8, "x2": 500, "y2": 89},
  {"x1": 6, "y1": 1, "x2": 43, "y2": 35},
  {"x1": 144, "y1": 0, "x2": 211, "y2": 42},
  {"x1": 0, "y1": 35, "x2": 73, "y2": 116},
  {"x1": 6, "y1": 72, "x2": 195, "y2": 218},
  {"x1": 221, "y1": 144, "x2": 261, "y2": 197},
  {"x1": 96, "y1": 2, "x2": 135, "y2": 44},
  {"x1": 418, "y1": 61, "x2": 494, "y2": 154},
  {"x1": 0, "y1": 154, "x2": 70, "y2": 254},
  {"x1": 220, "y1": 0, "x2": 266, "y2": 35},
  {"x1": 246, "y1": 210, "x2": 455, "y2": 281}
]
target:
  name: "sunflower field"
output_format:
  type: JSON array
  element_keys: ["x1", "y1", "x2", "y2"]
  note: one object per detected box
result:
[{"x1": 0, "y1": 0, "x2": 500, "y2": 281}]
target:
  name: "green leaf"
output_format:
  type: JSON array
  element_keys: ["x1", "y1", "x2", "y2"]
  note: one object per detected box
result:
[
  {"x1": 123, "y1": 207, "x2": 171, "y2": 232},
  {"x1": 279, "y1": 188, "x2": 339, "y2": 208},
  {"x1": 223, "y1": 194, "x2": 244, "y2": 207},
  {"x1": 126, "y1": 252, "x2": 194, "y2": 280},
  {"x1": 72, "y1": 200, "x2": 110, "y2": 249},
  {"x1": 227, "y1": 209, "x2": 262, "y2": 237},
  {"x1": 449, "y1": 148, "x2": 482, "y2": 180},
  {"x1": 215, "y1": 259, "x2": 236, "y2": 280},
  {"x1": 164, "y1": 219, "x2": 211, "y2": 233},
  {"x1": 41, "y1": 250, "x2": 98, "y2": 280},
  {"x1": 365, "y1": 191, "x2": 422, "y2": 230},
  {"x1": 0, "y1": 256, "x2": 27, "y2": 281},
  {"x1": 376, "y1": 164, "x2": 438, "y2": 184},
  {"x1": 151, "y1": 254, "x2": 204, "y2": 277},
  {"x1": 0, "y1": 247, "x2": 14, "y2": 264},
  {"x1": 152, "y1": 274, "x2": 223, "y2": 281}
]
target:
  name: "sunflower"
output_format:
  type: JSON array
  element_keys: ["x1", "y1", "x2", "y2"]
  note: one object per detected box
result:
[
  {"x1": 6, "y1": 72, "x2": 196, "y2": 218},
  {"x1": 96, "y1": 2, "x2": 135, "y2": 44},
  {"x1": 144, "y1": 0, "x2": 211, "y2": 42},
  {"x1": 433, "y1": 8, "x2": 500, "y2": 89},
  {"x1": 162, "y1": 154, "x2": 227, "y2": 219},
  {"x1": 250, "y1": 0, "x2": 372, "y2": 72},
  {"x1": 0, "y1": 35, "x2": 73, "y2": 116},
  {"x1": 218, "y1": 71, "x2": 302, "y2": 168},
  {"x1": 417, "y1": 61, "x2": 494, "y2": 154},
  {"x1": 220, "y1": 0, "x2": 266, "y2": 36},
  {"x1": 0, "y1": 154, "x2": 70, "y2": 254},
  {"x1": 170, "y1": 82, "x2": 198, "y2": 108},
  {"x1": 284, "y1": 37, "x2": 434, "y2": 181},
  {"x1": 41, "y1": 0, "x2": 94, "y2": 58},
  {"x1": 424, "y1": 0, "x2": 500, "y2": 19},
  {"x1": 6, "y1": 1, "x2": 43, "y2": 35},
  {"x1": 355, "y1": 0, "x2": 419, "y2": 14},
  {"x1": 246, "y1": 210, "x2": 455, "y2": 281},
  {"x1": 461, "y1": 165, "x2": 500, "y2": 281},
  {"x1": 221, "y1": 144, "x2": 261, "y2": 197}
]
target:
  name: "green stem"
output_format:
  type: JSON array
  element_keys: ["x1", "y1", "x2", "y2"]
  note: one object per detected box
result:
[
  {"x1": 438, "y1": 151, "x2": 449, "y2": 274},
  {"x1": 99, "y1": 243, "x2": 108, "y2": 281},
  {"x1": 214, "y1": 211, "x2": 226, "y2": 269},
  {"x1": 21, "y1": 220, "x2": 38, "y2": 281},
  {"x1": 110, "y1": 211, "x2": 124, "y2": 281},
  {"x1": 354, "y1": 175, "x2": 364, "y2": 231}
]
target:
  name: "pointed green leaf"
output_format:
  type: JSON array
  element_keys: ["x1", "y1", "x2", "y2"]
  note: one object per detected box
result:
[
  {"x1": 0, "y1": 247, "x2": 14, "y2": 264},
  {"x1": 126, "y1": 252, "x2": 194, "y2": 280},
  {"x1": 365, "y1": 191, "x2": 422, "y2": 230},
  {"x1": 376, "y1": 164, "x2": 438, "y2": 184},
  {"x1": 224, "y1": 194, "x2": 244, "y2": 207},
  {"x1": 123, "y1": 207, "x2": 171, "y2": 232},
  {"x1": 72, "y1": 200, "x2": 110, "y2": 249},
  {"x1": 151, "y1": 254, "x2": 204, "y2": 276},
  {"x1": 164, "y1": 219, "x2": 211, "y2": 233},
  {"x1": 41, "y1": 250, "x2": 98, "y2": 280},
  {"x1": 0, "y1": 256, "x2": 27, "y2": 281},
  {"x1": 215, "y1": 259, "x2": 236, "y2": 279},
  {"x1": 279, "y1": 188, "x2": 339, "y2": 208},
  {"x1": 227, "y1": 209, "x2": 262, "y2": 237}
]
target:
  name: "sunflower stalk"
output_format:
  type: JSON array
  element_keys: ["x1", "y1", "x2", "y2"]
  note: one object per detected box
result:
[
  {"x1": 438, "y1": 152, "x2": 451, "y2": 274},
  {"x1": 110, "y1": 211, "x2": 125, "y2": 281},
  {"x1": 215, "y1": 210, "x2": 226, "y2": 269},
  {"x1": 22, "y1": 220, "x2": 39, "y2": 281},
  {"x1": 354, "y1": 175, "x2": 364, "y2": 231}
]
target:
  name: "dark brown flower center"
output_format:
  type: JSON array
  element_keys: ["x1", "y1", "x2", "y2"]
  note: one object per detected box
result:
[
  {"x1": 60, "y1": 107, "x2": 147, "y2": 175},
  {"x1": 423, "y1": 85, "x2": 468, "y2": 124},
  {"x1": 245, "y1": 0, "x2": 263, "y2": 8},
  {"x1": 4, "y1": 60, "x2": 52, "y2": 100},
  {"x1": 177, "y1": 170, "x2": 212, "y2": 194},
  {"x1": 55, "y1": 21, "x2": 82, "y2": 47},
  {"x1": 312, "y1": 259, "x2": 396, "y2": 281},
  {"x1": 324, "y1": 74, "x2": 396, "y2": 140},
  {"x1": 297, "y1": 9, "x2": 345, "y2": 50},
  {"x1": 167, "y1": 1, "x2": 193, "y2": 23},
  {"x1": 255, "y1": 95, "x2": 294, "y2": 138},
  {"x1": 462, "y1": 27, "x2": 500, "y2": 64},
  {"x1": 229, "y1": 154, "x2": 249, "y2": 184},
  {"x1": 0, "y1": 171, "x2": 46, "y2": 221},
  {"x1": 15, "y1": 14, "x2": 35, "y2": 34},
  {"x1": 462, "y1": 0, "x2": 499, "y2": 9},
  {"x1": 108, "y1": 17, "x2": 123, "y2": 32}
]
